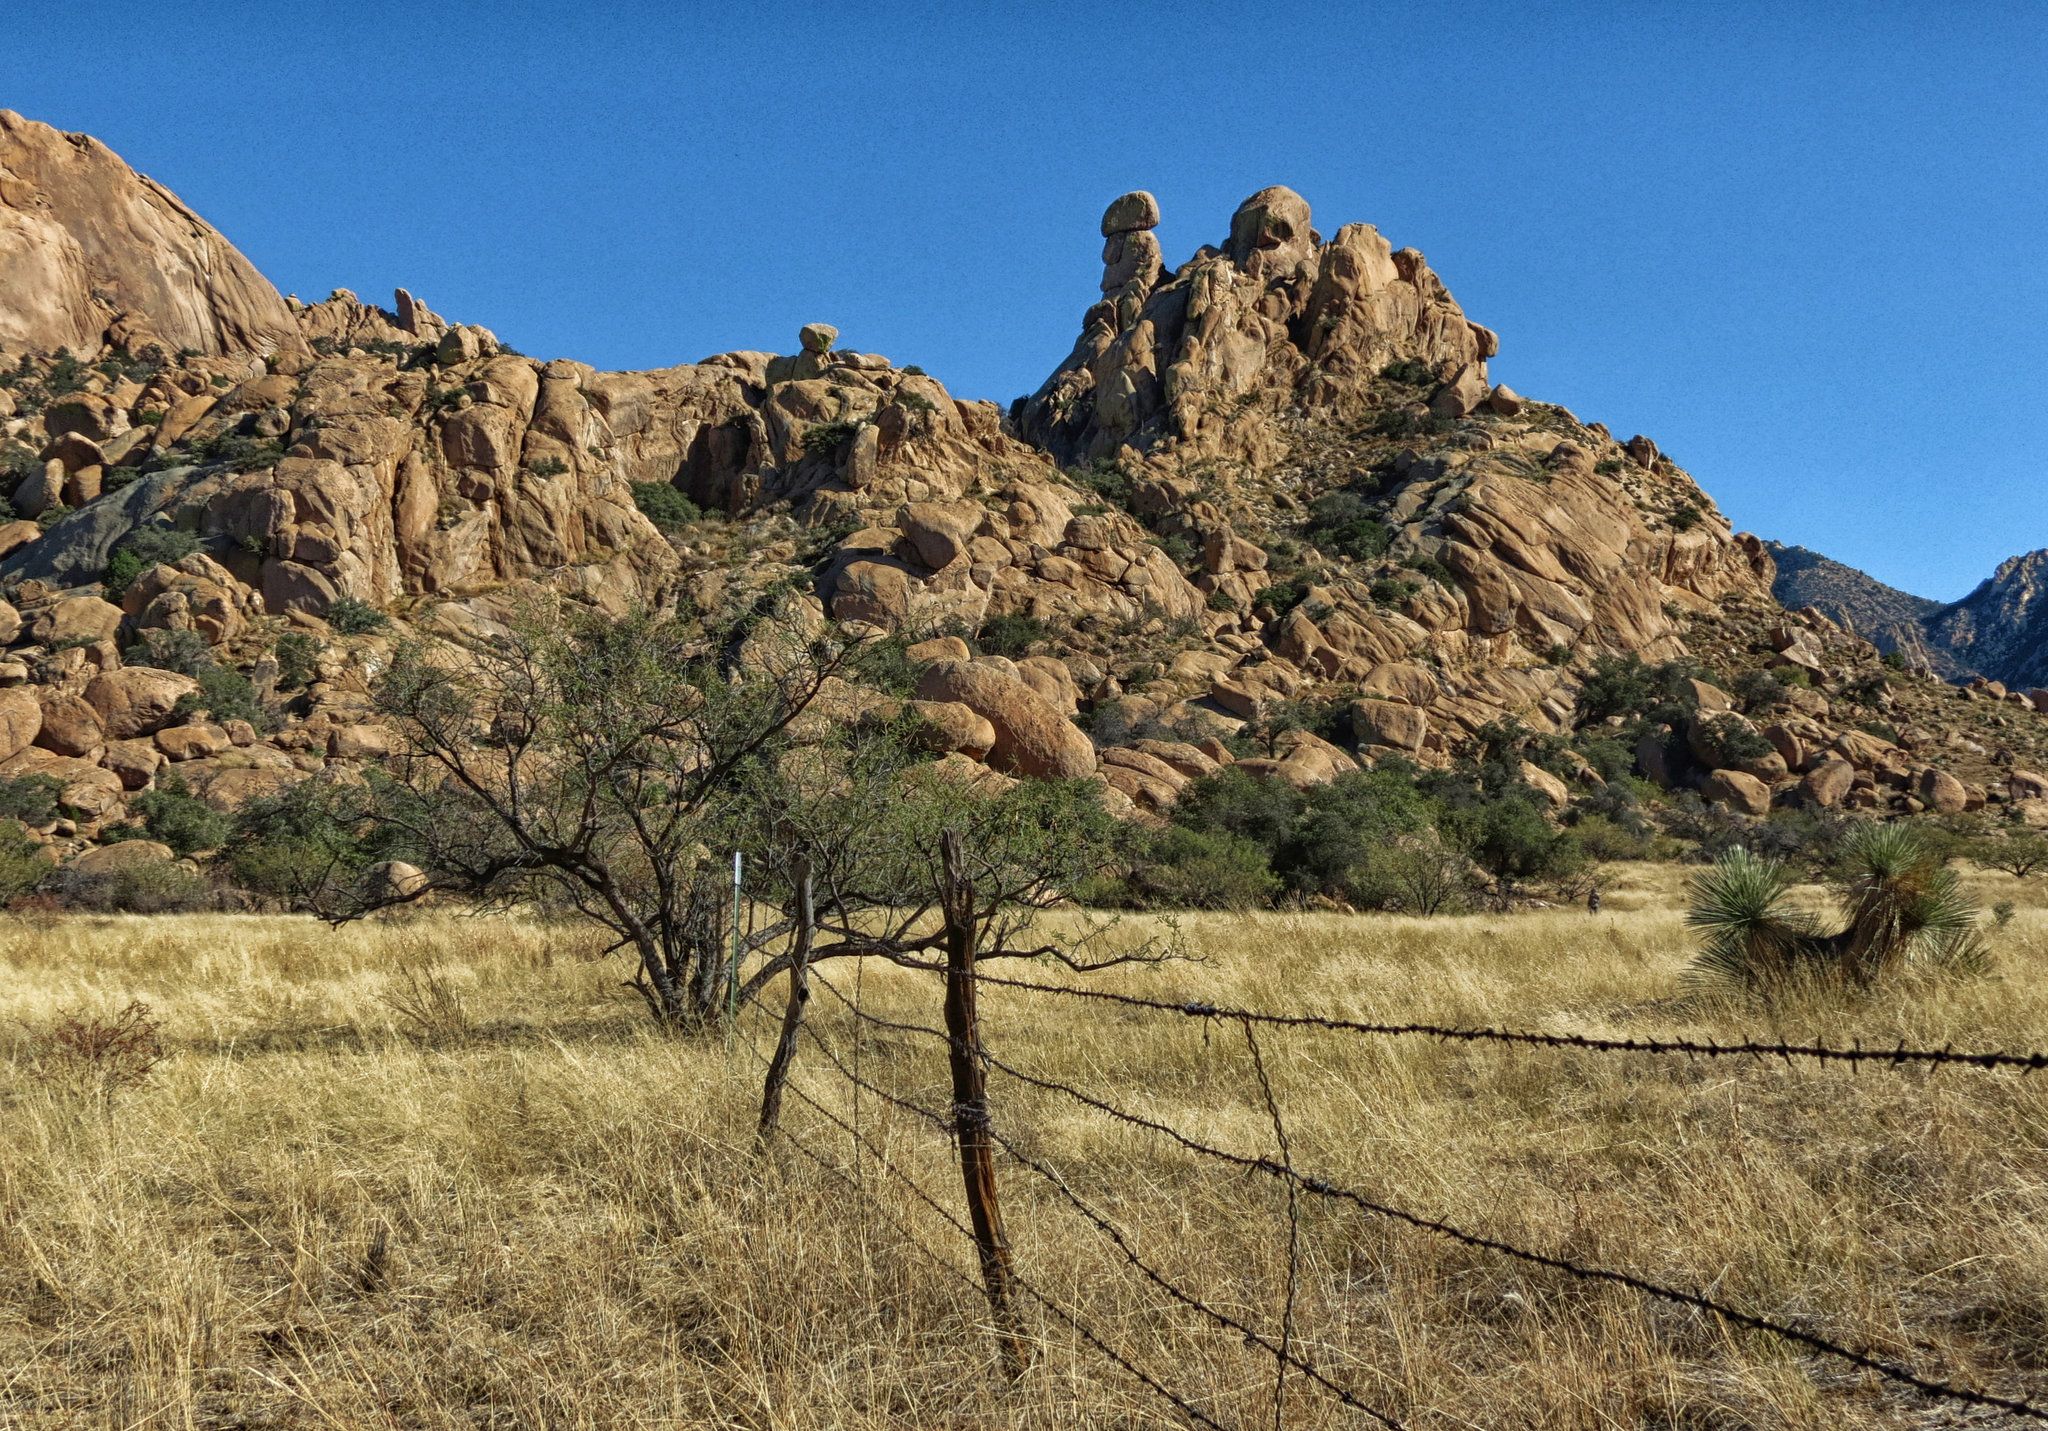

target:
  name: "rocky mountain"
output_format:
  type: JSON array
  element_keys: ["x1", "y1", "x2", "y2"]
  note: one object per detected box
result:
[
  {"x1": 1926, "y1": 550, "x2": 2048, "y2": 690},
  {"x1": 1764, "y1": 541, "x2": 1969, "y2": 680},
  {"x1": 5, "y1": 112, "x2": 2048, "y2": 875}
]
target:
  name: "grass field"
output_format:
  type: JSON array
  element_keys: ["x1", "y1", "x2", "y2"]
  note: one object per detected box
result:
[{"x1": 4, "y1": 863, "x2": 2048, "y2": 1428}]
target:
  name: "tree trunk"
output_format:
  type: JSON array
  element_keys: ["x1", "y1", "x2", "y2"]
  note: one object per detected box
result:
[
  {"x1": 939, "y1": 830, "x2": 1027, "y2": 1374},
  {"x1": 756, "y1": 859, "x2": 813, "y2": 1144}
]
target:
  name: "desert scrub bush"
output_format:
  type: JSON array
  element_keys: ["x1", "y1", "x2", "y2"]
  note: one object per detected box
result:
[
  {"x1": 1369, "y1": 577, "x2": 1418, "y2": 607},
  {"x1": 1685, "y1": 823, "x2": 1987, "y2": 989},
  {"x1": 630, "y1": 481, "x2": 701, "y2": 532},
  {"x1": 1691, "y1": 713, "x2": 1775, "y2": 768},
  {"x1": 64, "y1": 859, "x2": 211, "y2": 914},
  {"x1": 0, "y1": 775, "x2": 64, "y2": 827},
  {"x1": 1972, "y1": 832, "x2": 2048, "y2": 877},
  {"x1": 1668, "y1": 503, "x2": 1703, "y2": 531},
  {"x1": 127, "y1": 629, "x2": 270, "y2": 731},
  {"x1": 800, "y1": 419, "x2": 861, "y2": 454},
  {"x1": 1065, "y1": 458, "x2": 1130, "y2": 507},
  {"x1": 325, "y1": 595, "x2": 389, "y2": 635},
  {"x1": 101, "y1": 525, "x2": 201, "y2": 600},
  {"x1": 1400, "y1": 553, "x2": 1455, "y2": 588},
  {"x1": 977, "y1": 612, "x2": 1051, "y2": 658},
  {"x1": 103, "y1": 774, "x2": 229, "y2": 856},
  {"x1": 273, "y1": 631, "x2": 320, "y2": 689},
  {"x1": 1378, "y1": 358, "x2": 1436, "y2": 387},
  {"x1": 527, "y1": 456, "x2": 569, "y2": 477},
  {"x1": 1301, "y1": 492, "x2": 1389, "y2": 563},
  {"x1": 21, "y1": 1000, "x2": 163, "y2": 1103},
  {"x1": 1114, "y1": 825, "x2": 1280, "y2": 910}
]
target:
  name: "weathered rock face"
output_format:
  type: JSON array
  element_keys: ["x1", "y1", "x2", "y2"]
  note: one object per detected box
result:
[
  {"x1": 0, "y1": 111, "x2": 305, "y2": 359},
  {"x1": 1924, "y1": 549, "x2": 2048, "y2": 691}
]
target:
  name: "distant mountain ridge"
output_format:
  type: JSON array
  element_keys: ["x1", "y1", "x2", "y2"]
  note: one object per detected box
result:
[
  {"x1": 1927, "y1": 550, "x2": 2048, "y2": 691},
  {"x1": 1763, "y1": 542, "x2": 1971, "y2": 680},
  {"x1": 1768, "y1": 540, "x2": 2048, "y2": 691}
]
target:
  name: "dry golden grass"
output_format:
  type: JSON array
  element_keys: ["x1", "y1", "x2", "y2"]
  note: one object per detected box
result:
[{"x1": 5, "y1": 863, "x2": 2048, "y2": 1428}]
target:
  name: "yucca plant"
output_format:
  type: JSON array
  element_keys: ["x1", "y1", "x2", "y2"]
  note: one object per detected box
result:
[
  {"x1": 1684, "y1": 847, "x2": 1828, "y2": 987},
  {"x1": 1685, "y1": 824, "x2": 1989, "y2": 989}
]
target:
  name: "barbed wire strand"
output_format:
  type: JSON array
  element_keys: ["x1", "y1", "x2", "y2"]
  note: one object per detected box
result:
[
  {"x1": 965, "y1": 971, "x2": 2048, "y2": 1072},
  {"x1": 802, "y1": 981, "x2": 2048, "y2": 1421},
  {"x1": 795, "y1": 1011, "x2": 1407, "y2": 1429},
  {"x1": 972, "y1": 1035, "x2": 2048, "y2": 1423},
  {"x1": 736, "y1": 1014, "x2": 1239, "y2": 1430}
]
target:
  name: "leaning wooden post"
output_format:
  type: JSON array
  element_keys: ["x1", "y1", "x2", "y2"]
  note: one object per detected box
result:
[
  {"x1": 940, "y1": 829, "x2": 1028, "y2": 1374},
  {"x1": 756, "y1": 857, "x2": 814, "y2": 1145}
]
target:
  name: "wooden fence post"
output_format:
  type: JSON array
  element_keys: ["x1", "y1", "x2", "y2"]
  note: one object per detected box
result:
[
  {"x1": 756, "y1": 857, "x2": 813, "y2": 1144},
  {"x1": 940, "y1": 829, "x2": 1028, "y2": 1373}
]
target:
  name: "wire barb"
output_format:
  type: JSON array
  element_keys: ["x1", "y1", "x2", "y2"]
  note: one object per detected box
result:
[{"x1": 969, "y1": 971, "x2": 2048, "y2": 1072}]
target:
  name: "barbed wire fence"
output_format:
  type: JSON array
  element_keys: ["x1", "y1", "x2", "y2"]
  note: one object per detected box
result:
[{"x1": 731, "y1": 845, "x2": 2048, "y2": 1427}]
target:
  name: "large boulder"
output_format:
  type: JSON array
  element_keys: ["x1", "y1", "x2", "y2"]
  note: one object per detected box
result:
[
  {"x1": 33, "y1": 694, "x2": 103, "y2": 759},
  {"x1": 0, "y1": 110, "x2": 305, "y2": 358},
  {"x1": 904, "y1": 700, "x2": 997, "y2": 760},
  {"x1": 1801, "y1": 758, "x2": 1856, "y2": 809},
  {"x1": 85, "y1": 667, "x2": 201, "y2": 739},
  {"x1": 1916, "y1": 767, "x2": 1968, "y2": 815},
  {"x1": 0, "y1": 687, "x2": 41, "y2": 762},
  {"x1": 1351, "y1": 697, "x2": 1427, "y2": 752},
  {"x1": 25, "y1": 595, "x2": 122, "y2": 647},
  {"x1": 1701, "y1": 768, "x2": 1772, "y2": 815},
  {"x1": 914, "y1": 660, "x2": 1097, "y2": 779}
]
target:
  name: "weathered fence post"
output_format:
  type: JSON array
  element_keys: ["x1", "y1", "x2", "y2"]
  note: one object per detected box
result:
[
  {"x1": 756, "y1": 857, "x2": 813, "y2": 1144},
  {"x1": 940, "y1": 829, "x2": 1028, "y2": 1373}
]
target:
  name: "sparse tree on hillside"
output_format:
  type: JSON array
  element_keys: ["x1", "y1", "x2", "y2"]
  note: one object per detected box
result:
[{"x1": 237, "y1": 593, "x2": 1139, "y2": 1030}]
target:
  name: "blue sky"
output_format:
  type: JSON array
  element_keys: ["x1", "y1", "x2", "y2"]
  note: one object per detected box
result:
[{"x1": 6, "y1": 1, "x2": 2044, "y2": 601}]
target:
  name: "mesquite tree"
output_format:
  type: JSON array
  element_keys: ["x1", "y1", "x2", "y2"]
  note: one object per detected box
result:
[{"x1": 249, "y1": 591, "x2": 1145, "y2": 1030}]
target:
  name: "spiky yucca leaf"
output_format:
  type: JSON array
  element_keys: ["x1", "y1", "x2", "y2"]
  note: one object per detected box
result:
[
  {"x1": 1833, "y1": 822, "x2": 1987, "y2": 981},
  {"x1": 1683, "y1": 848, "x2": 1826, "y2": 987}
]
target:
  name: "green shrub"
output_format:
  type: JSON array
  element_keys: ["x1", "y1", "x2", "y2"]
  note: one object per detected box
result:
[
  {"x1": 1123, "y1": 826, "x2": 1280, "y2": 909},
  {"x1": 1668, "y1": 504, "x2": 1702, "y2": 532},
  {"x1": 630, "y1": 481, "x2": 702, "y2": 532},
  {"x1": 800, "y1": 420, "x2": 861, "y2": 454},
  {"x1": 527, "y1": 456, "x2": 570, "y2": 477},
  {"x1": 1066, "y1": 460, "x2": 1129, "y2": 506},
  {"x1": 1442, "y1": 795, "x2": 1584, "y2": 891},
  {"x1": 1595, "y1": 458, "x2": 1624, "y2": 475},
  {"x1": 977, "y1": 612, "x2": 1051, "y2": 658},
  {"x1": 101, "y1": 526, "x2": 200, "y2": 600},
  {"x1": 127, "y1": 628, "x2": 212, "y2": 677},
  {"x1": 274, "y1": 632, "x2": 320, "y2": 690},
  {"x1": 325, "y1": 596, "x2": 389, "y2": 635},
  {"x1": 0, "y1": 819, "x2": 48, "y2": 900},
  {"x1": 1881, "y1": 649, "x2": 1907, "y2": 671},
  {"x1": 36, "y1": 505, "x2": 72, "y2": 531},
  {"x1": 1692, "y1": 713, "x2": 1775, "y2": 767},
  {"x1": 1205, "y1": 589, "x2": 1238, "y2": 612},
  {"x1": 1369, "y1": 578, "x2": 1418, "y2": 607},
  {"x1": 107, "y1": 774, "x2": 229, "y2": 856},
  {"x1": 0, "y1": 775, "x2": 65, "y2": 825},
  {"x1": 1379, "y1": 359, "x2": 1436, "y2": 387},
  {"x1": 1401, "y1": 554, "x2": 1455, "y2": 588},
  {"x1": 1570, "y1": 812, "x2": 1655, "y2": 862},
  {"x1": 1303, "y1": 492, "x2": 1389, "y2": 563},
  {"x1": 1253, "y1": 579, "x2": 1309, "y2": 616}
]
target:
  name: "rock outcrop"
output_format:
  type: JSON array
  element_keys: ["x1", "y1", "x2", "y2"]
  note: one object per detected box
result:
[{"x1": 0, "y1": 111, "x2": 305, "y2": 359}]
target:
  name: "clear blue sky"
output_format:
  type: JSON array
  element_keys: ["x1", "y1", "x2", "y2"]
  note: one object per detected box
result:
[{"x1": 7, "y1": 1, "x2": 2044, "y2": 601}]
